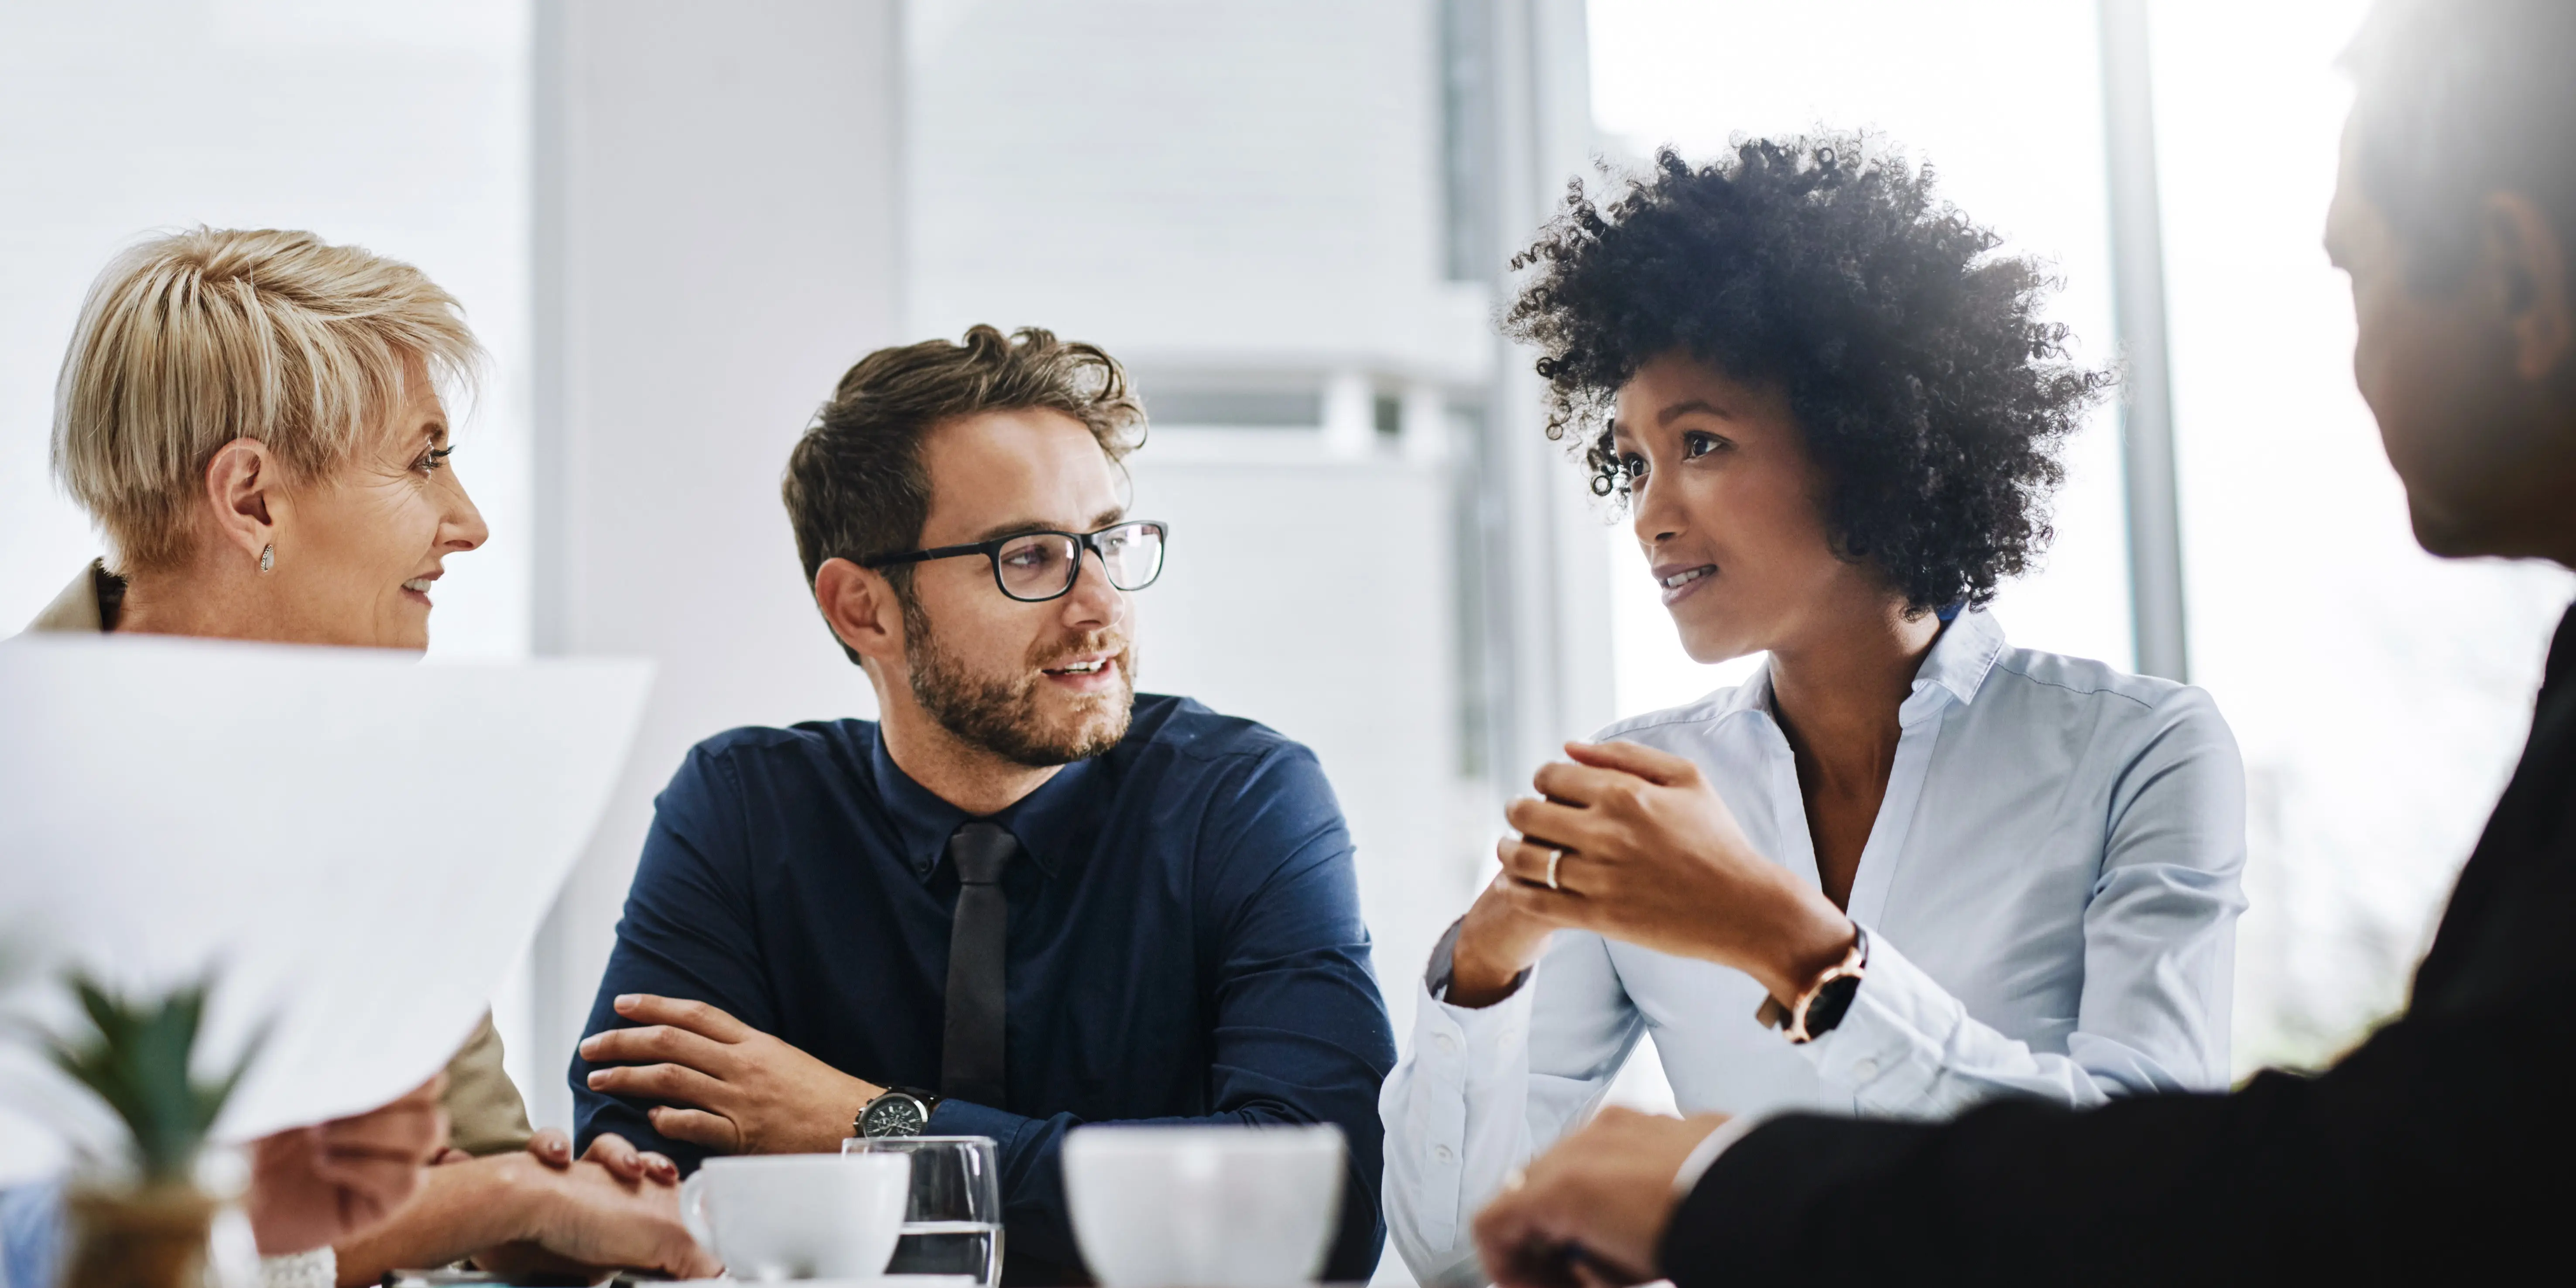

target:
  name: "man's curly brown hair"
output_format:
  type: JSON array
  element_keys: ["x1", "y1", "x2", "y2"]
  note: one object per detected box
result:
[{"x1": 1505, "y1": 136, "x2": 2113, "y2": 613}]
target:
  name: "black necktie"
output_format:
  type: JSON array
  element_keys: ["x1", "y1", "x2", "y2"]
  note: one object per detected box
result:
[{"x1": 941, "y1": 821, "x2": 1017, "y2": 1107}]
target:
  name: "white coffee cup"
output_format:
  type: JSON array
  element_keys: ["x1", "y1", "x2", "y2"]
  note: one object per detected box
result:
[
  {"x1": 679, "y1": 1152, "x2": 913, "y2": 1281},
  {"x1": 1063, "y1": 1124, "x2": 1346, "y2": 1288}
]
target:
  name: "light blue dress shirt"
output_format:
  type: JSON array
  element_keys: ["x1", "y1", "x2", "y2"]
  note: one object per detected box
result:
[{"x1": 1380, "y1": 610, "x2": 2247, "y2": 1281}]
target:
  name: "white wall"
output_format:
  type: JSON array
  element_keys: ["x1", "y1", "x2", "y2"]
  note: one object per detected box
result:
[
  {"x1": 523, "y1": 0, "x2": 904, "y2": 1130},
  {"x1": 905, "y1": 0, "x2": 1490, "y2": 385}
]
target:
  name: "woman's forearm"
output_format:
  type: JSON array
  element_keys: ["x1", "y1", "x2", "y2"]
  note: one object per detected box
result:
[
  {"x1": 1448, "y1": 909, "x2": 1549, "y2": 1008},
  {"x1": 331, "y1": 1154, "x2": 550, "y2": 1286},
  {"x1": 1724, "y1": 873, "x2": 1860, "y2": 1004}
]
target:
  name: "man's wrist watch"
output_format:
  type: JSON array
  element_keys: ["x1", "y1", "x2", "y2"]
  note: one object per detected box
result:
[
  {"x1": 1755, "y1": 925, "x2": 1868, "y2": 1044},
  {"x1": 856, "y1": 1086, "x2": 942, "y2": 1138}
]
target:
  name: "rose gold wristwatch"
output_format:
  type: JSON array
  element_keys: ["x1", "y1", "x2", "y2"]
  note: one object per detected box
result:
[{"x1": 1755, "y1": 926, "x2": 1869, "y2": 1044}]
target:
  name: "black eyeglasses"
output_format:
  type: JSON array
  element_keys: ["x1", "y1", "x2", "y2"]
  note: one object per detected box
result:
[{"x1": 861, "y1": 519, "x2": 1169, "y2": 603}]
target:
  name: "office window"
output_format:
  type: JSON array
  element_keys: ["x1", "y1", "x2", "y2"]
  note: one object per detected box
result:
[{"x1": 1439, "y1": 0, "x2": 1499, "y2": 282}]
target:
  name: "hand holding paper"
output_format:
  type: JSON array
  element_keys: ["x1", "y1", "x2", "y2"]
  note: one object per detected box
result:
[{"x1": 244, "y1": 1073, "x2": 450, "y2": 1256}]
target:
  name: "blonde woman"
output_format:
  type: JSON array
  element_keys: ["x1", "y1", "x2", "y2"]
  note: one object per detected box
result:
[{"x1": 25, "y1": 228, "x2": 717, "y2": 1284}]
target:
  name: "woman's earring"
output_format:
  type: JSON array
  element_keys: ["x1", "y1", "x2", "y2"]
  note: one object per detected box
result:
[{"x1": 259, "y1": 544, "x2": 274, "y2": 574}]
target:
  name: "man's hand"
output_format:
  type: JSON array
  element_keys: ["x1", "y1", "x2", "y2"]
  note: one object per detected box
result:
[
  {"x1": 1495, "y1": 740, "x2": 1857, "y2": 1004},
  {"x1": 580, "y1": 994, "x2": 881, "y2": 1154},
  {"x1": 470, "y1": 1154, "x2": 720, "y2": 1280},
  {"x1": 246, "y1": 1074, "x2": 449, "y2": 1256},
  {"x1": 1472, "y1": 1108, "x2": 1726, "y2": 1288}
]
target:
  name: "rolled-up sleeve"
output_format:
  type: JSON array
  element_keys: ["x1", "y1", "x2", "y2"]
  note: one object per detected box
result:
[
  {"x1": 1802, "y1": 684, "x2": 2247, "y2": 1113},
  {"x1": 1381, "y1": 930, "x2": 1644, "y2": 1286}
]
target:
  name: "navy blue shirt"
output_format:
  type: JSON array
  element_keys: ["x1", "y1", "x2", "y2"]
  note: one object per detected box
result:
[{"x1": 572, "y1": 694, "x2": 1396, "y2": 1283}]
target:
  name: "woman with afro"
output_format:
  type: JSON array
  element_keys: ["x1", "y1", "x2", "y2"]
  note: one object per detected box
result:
[{"x1": 1382, "y1": 137, "x2": 2245, "y2": 1283}]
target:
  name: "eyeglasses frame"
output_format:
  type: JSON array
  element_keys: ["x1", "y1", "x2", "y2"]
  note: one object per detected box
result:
[{"x1": 857, "y1": 518, "x2": 1170, "y2": 603}]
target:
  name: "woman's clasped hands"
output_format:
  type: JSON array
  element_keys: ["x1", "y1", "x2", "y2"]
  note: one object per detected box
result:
[{"x1": 1450, "y1": 740, "x2": 1859, "y2": 1011}]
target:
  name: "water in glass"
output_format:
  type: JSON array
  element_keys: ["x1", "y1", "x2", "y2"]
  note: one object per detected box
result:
[{"x1": 844, "y1": 1134, "x2": 1006, "y2": 1286}]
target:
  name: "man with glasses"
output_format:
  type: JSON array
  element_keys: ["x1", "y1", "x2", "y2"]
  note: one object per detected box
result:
[{"x1": 570, "y1": 326, "x2": 1396, "y2": 1285}]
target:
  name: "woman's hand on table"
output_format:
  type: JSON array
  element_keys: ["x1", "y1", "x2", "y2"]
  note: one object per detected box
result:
[
  {"x1": 335, "y1": 1117, "x2": 708, "y2": 1280},
  {"x1": 517, "y1": 1126, "x2": 680, "y2": 1185},
  {"x1": 1495, "y1": 740, "x2": 1857, "y2": 1004},
  {"x1": 469, "y1": 1151, "x2": 719, "y2": 1280}
]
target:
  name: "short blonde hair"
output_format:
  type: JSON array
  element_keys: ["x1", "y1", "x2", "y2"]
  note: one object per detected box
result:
[{"x1": 51, "y1": 227, "x2": 482, "y2": 572}]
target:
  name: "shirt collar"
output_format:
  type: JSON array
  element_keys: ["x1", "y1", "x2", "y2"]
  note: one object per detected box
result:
[
  {"x1": 1713, "y1": 661, "x2": 1778, "y2": 719},
  {"x1": 868, "y1": 732, "x2": 1084, "y2": 882},
  {"x1": 24, "y1": 560, "x2": 119, "y2": 635},
  {"x1": 1912, "y1": 606, "x2": 2008, "y2": 709},
  {"x1": 1705, "y1": 607, "x2": 2005, "y2": 725}
]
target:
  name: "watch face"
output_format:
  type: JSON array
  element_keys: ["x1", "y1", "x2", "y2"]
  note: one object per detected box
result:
[
  {"x1": 863, "y1": 1094, "x2": 927, "y2": 1138},
  {"x1": 1806, "y1": 973, "x2": 1864, "y2": 1037}
]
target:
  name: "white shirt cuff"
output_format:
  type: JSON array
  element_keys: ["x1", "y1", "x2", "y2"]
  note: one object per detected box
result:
[
  {"x1": 1672, "y1": 1114, "x2": 1766, "y2": 1196},
  {"x1": 260, "y1": 1247, "x2": 336, "y2": 1288},
  {"x1": 1800, "y1": 925, "x2": 1963, "y2": 1113}
]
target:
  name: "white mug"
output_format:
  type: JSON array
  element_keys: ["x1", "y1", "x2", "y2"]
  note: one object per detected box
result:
[
  {"x1": 1063, "y1": 1124, "x2": 1346, "y2": 1288},
  {"x1": 678, "y1": 1152, "x2": 913, "y2": 1281}
]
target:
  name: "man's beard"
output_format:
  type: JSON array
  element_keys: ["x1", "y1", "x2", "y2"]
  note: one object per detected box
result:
[{"x1": 903, "y1": 596, "x2": 1135, "y2": 768}]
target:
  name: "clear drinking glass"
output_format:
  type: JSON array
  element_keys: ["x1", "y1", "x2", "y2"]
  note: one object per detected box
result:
[{"x1": 842, "y1": 1135, "x2": 1005, "y2": 1285}]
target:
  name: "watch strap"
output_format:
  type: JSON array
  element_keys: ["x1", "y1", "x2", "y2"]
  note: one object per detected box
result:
[
  {"x1": 1755, "y1": 925, "x2": 1869, "y2": 1044},
  {"x1": 898, "y1": 1085, "x2": 942, "y2": 1117}
]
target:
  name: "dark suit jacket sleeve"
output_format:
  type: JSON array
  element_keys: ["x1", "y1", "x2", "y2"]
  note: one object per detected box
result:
[
  {"x1": 1662, "y1": 918, "x2": 2576, "y2": 1285},
  {"x1": 570, "y1": 745, "x2": 777, "y2": 1168},
  {"x1": 930, "y1": 743, "x2": 1400, "y2": 1281}
]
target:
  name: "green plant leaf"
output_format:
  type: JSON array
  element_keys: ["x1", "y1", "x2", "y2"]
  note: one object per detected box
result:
[{"x1": 40, "y1": 970, "x2": 266, "y2": 1185}]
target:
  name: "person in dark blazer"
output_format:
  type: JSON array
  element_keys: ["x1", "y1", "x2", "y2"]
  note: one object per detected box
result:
[{"x1": 1468, "y1": 1, "x2": 2576, "y2": 1283}]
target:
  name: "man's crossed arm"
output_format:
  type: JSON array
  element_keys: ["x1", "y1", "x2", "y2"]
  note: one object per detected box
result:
[{"x1": 579, "y1": 994, "x2": 884, "y2": 1154}]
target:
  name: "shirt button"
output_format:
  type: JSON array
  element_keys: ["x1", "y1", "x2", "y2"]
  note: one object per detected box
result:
[
  {"x1": 1433, "y1": 1144, "x2": 1454, "y2": 1164},
  {"x1": 1435, "y1": 1032, "x2": 1458, "y2": 1055},
  {"x1": 1851, "y1": 1058, "x2": 1880, "y2": 1081}
]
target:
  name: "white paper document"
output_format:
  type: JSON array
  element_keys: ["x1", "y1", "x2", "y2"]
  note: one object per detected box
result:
[{"x1": 0, "y1": 634, "x2": 651, "y2": 1176}]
